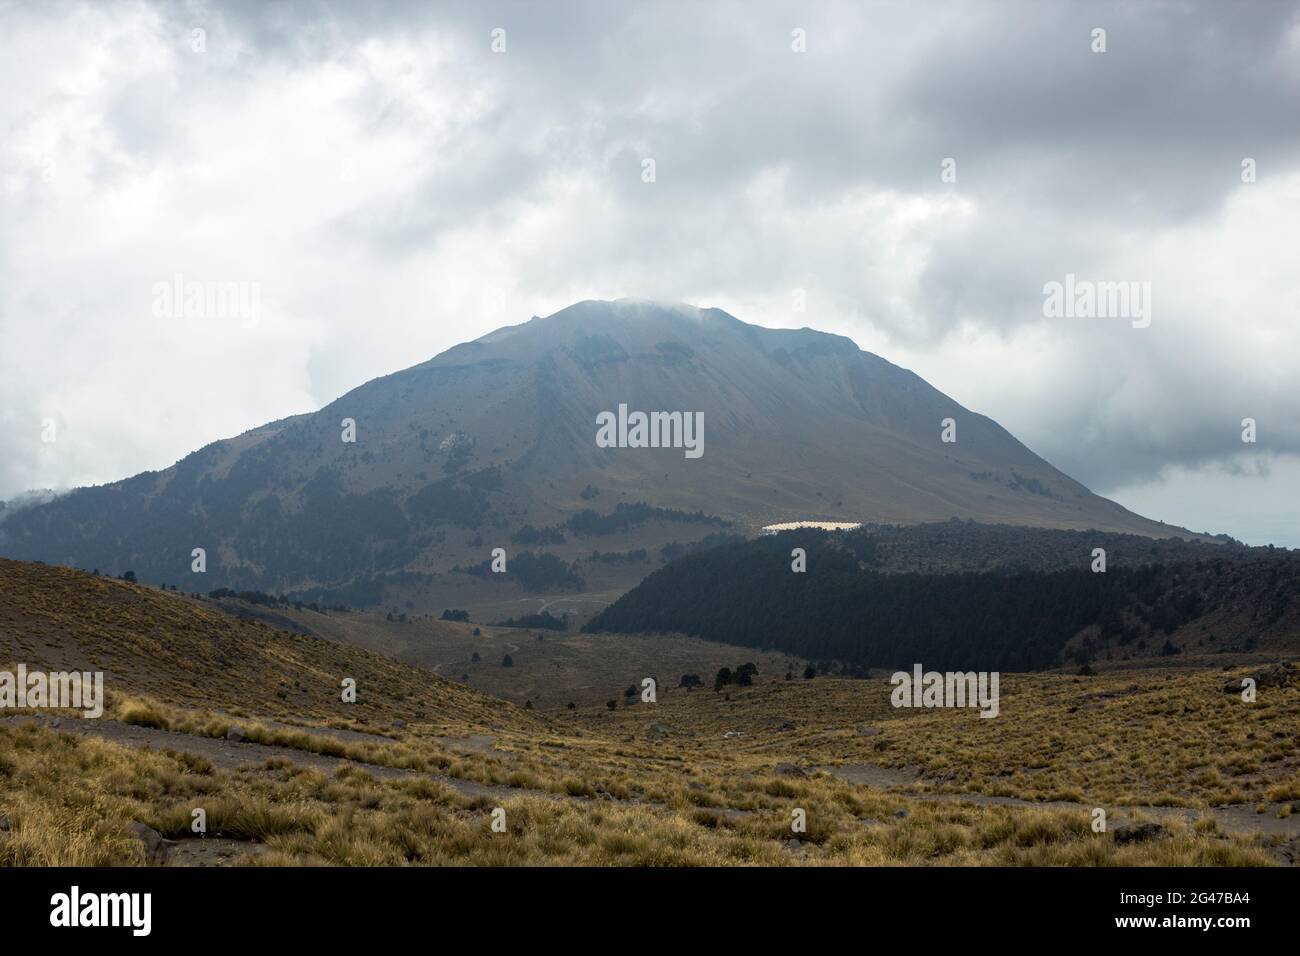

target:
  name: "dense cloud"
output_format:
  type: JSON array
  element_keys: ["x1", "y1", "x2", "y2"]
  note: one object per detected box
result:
[{"x1": 1, "y1": 0, "x2": 1297, "y2": 543}]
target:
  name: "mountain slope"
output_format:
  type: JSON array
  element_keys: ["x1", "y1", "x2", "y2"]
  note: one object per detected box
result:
[
  {"x1": 0, "y1": 558, "x2": 527, "y2": 731},
  {"x1": 585, "y1": 524, "x2": 1300, "y2": 671},
  {"x1": 0, "y1": 299, "x2": 1196, "y2": 611}
]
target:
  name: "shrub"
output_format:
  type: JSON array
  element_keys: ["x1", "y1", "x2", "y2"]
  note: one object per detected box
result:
[{"x1": 117, "y1": 697, "x2": 170, "y2": 730}]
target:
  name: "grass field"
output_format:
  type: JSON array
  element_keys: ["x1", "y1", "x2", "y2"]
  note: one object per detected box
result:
[{"x1": 2, "y1": 559, "x2": 1296, "y2": 866}]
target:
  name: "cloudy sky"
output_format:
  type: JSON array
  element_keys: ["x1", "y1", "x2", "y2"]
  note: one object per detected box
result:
[{"x1": 2, "y1": 0, "x2": 1298, "y2": 545}]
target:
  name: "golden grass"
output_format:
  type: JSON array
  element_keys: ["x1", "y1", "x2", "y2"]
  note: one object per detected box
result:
[
  {"x1": 2, "y1": 559, "x2": 1295, "y2": 866},
  {"x1": 575, "y1": 667, "x2": 1300, "y2": 810},
  {"x1": 0, "y1": 719, "x2": 1280, "y2": 867}
]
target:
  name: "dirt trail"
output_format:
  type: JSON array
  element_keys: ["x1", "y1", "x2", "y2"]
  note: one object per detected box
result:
[
  {"x1": 823, "y1": 763, "x2": 1300, "y2": 838},
  {"x1": 165, "y1": 838, "x2": 265, "y2": 867},
  {"x1": 2, "y1": 715, "x2": 511, "y2": 801},
  {"x1": 2, "y1": 716, "x2": 612, "y2": 866}
]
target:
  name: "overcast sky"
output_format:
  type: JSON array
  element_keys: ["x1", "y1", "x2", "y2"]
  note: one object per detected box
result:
[{"x1": 3, "y1": 0, "x2": 1298, "y2": 545}]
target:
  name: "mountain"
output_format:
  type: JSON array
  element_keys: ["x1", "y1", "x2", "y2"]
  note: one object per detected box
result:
[{"x1": 0, "y1": 299, "x2": 1199, "y2": 615}]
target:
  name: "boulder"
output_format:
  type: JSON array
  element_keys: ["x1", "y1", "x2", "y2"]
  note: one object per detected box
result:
[
  {"x1": 775, "y1": 763, "x2": 807, "y2": 778},
  {"x1": 225, "y1": 725, "x2": 246, "y2": 742},
  {"x1": 127, "y1": 821, "x2": 171, "y2": 864},
  {"x1": 1223, "y1": 663, "x2": 1295, "y2": 694},
  {"x1": 1253, "y1": 663, "x2": 1295, "y2": 689}
]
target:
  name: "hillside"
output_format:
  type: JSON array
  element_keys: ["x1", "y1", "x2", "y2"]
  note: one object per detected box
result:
[
  {"x1": 585, "y1": 523, "x2": 1300, "y2": 671},
  {"x1": 0, "y1": 557, "x2": 526, "y2": 733},
  {"x1": 0, "y1": 300, "x2": 1201, "y2": 616}
]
